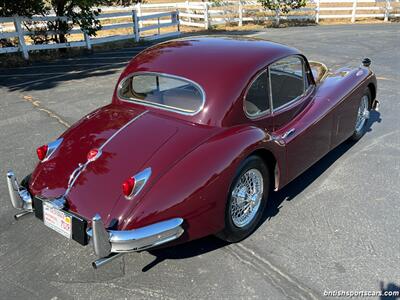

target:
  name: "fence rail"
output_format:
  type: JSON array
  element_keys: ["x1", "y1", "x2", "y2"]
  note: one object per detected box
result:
[
  {"x1": 0, "y1": 10, "x2": 180, "y2": 60},
  {"x1": 1, "y1": 0, "x2": 399, "y2": 59},
  {"x1": 131, "y1": 0, "x2": 399, "y2": 29}
]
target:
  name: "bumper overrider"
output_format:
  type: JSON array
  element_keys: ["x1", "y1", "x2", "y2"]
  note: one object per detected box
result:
[{"x1": 7, "y1": 170, "x2": 185, "y2": 268}]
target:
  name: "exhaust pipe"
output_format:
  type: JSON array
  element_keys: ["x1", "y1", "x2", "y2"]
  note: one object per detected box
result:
[
  {"x1": 92, "y1": 252, "x2": 124, "y2": 269},
  {"x1": 14, "y1": 210, "x2": 33, "y2": 220}
]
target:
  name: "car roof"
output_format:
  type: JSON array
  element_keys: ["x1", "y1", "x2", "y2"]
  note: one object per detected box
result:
[{"x1": 120, "y1": 36, "x2": 301, "y2": 126}]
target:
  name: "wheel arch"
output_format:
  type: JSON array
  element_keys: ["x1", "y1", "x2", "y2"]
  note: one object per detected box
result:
[
  {"x1": 246, "y1": 148, "x2": 279, "y2": 191},
  {"x1": 367, "y1": 82, "x2": 376, "y2": 108}
]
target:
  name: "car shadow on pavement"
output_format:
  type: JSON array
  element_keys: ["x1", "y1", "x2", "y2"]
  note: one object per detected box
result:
[
  {"x1": 143, "y1": 110, "x2": 381, "y2": 272},
  {"x1": 380, "y1": 281, "x2": 400, "y2": 299},
  {"x1": 1, "y1": 63, "x2": 123, "y2": 93},
  {"x1": 260, "y1": 110, "x2": 381, "y2": 225}
]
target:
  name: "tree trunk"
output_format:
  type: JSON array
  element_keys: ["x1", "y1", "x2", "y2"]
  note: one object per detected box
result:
[{"x1": 55, "y1": 0, "x2": 67, "y2": 51}]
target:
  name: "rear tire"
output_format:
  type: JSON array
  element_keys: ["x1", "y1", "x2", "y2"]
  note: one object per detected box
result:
[
  {"x1": 217, "y1": 155, "x2": 269, "y2": 243},
  {"x1": 20, "y1": 174, "x2": 31, "y2": 189},
  {"x1": 350, "y1": 89, "x2": 371, "y2": 141}
]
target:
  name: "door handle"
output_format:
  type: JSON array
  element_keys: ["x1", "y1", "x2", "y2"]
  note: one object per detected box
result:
[{"x1": 281, "y1": 128, "x2": 296, "y2": 139}]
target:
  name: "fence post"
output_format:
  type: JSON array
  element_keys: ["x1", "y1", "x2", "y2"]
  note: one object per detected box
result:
[
  {"x1": 186, "y1": 0, "x2": 192, "y2": 23},
  {"x1": 275, "y1": 8, "x2": 280, "y2": 26},
  {"x1": 315, "y1": 0, "x2": 320, "y2": 24},
  {"x1": 384, "y1": 0, "x2": 391, "y2": 22},
  {"x1": 238, "y1": 0, "x2": 243, "y2": 26},
  {"x1": 351, "y1": 0, "x2": 357, "y2": 23},
  {"x1": 132, "y1": 10, "x2": 140, "y2": 42},
  {"x1": 174, "y1": 10, "x2": 180, "y2": 32},
  {"x1": 204, "y1": 2, "x2": 210, "y2": 30},
  {"x1": 13, "y1": 16, "x2": 29, "y2": 60},
  {"x1": 84, "y1": 32, "x2": 92, "y2": 50},
  {"x1": 136, "y1": 2, "x2": 142, "y2": 27}
]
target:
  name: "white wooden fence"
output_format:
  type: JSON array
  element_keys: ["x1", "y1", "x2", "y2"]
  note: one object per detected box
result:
[
  {"x1": 176, "y1": 0, "x2": 400, "y2": 28},
  {"x1": 1, "y1": 0, "x2": 399, "y2": 59},
  {"x1": 0, "y1": 10, "x2": 180, "y2": 60},
  {"x1": 124, "y1": 0, "x2": 399, "y2": 29}
]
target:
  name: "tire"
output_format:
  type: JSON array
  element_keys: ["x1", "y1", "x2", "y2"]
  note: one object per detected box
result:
[
  {"x1": 217, "y1": 155, "x2": 270, "y2": 243},
  {"x1": 350, "y1": 89, "x2": 371, "y2": 141},
  {"x1": 20, "y1": 174, "x2": 31, "y2": 189}
]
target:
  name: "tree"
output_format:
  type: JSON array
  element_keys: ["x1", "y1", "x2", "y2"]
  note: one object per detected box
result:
[
  {"x1": 0, "y1": 0, "x2": 125, "y2": 46},
  {"x1": 0, "y1": 0, "x2": 49, "y2": 17},
  {"x1": 49, "y1": 0, "x2": 114, "y2": 44},
  {"x1": 258, "y1": 0, "x2": 307, "y2": 26}
]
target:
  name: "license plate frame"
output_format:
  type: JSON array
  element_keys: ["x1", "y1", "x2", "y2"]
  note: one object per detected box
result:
[{"x1": 43, "y1": 201, "x2": 72, "y2": 239}]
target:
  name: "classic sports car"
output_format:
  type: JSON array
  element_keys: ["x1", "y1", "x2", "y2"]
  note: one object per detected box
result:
[{"x1": 7, "y1": 37, "x2": 379, "y2": 268}]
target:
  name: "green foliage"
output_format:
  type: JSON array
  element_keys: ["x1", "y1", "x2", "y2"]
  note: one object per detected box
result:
[
  {"x1": 50, "y1": 0, "x2": 113, "y2": 41},
  {"x1": 0, "y1": 0, "x2": 143, "y2": 45},
  {"x1": 0, "y1": 0, "x2": 49, "y2": 17},
  {"x1": 258, "y1": 0, "x2": 307, "y2": 14}
]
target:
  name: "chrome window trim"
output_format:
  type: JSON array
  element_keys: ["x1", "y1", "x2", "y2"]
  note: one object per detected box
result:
[
  {"x1": 243, "y1": 69, "x2": 271, "y2": 119},
  {"x1": 117, "y1": 71, "x2": 206, "y2": 116},
  {"x1": 269, "y1": 55, "x2": 311, "y2": 114}
]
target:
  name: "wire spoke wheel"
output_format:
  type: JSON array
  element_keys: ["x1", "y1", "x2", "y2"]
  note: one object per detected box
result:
[
  {"x1": 230, "y1": 168, "x2": 263, "y2": 228},
  {"x1": 355, "y1": 95, "x2": 369, "y2": 133}
]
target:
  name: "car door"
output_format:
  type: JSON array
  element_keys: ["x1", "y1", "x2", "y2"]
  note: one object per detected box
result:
[{"x1": 269, "y1": 55, "x2": 333, "y2": 184}]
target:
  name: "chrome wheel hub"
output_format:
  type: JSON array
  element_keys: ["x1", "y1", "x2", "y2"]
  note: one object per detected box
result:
[
  {"x1": 230, "y1": 169, "x2": 263, "y2": 228},
  {"x1": 355, "y1": 95, "x2": 369, "y2": 133}
]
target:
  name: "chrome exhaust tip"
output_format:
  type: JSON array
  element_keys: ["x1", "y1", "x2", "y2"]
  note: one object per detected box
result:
[
  {"x1": 92, "y1": 252, "x2": 124, "y2": 269},
  {"x1": 14, "y1": 210, "x2": 33, "y2": 220}
]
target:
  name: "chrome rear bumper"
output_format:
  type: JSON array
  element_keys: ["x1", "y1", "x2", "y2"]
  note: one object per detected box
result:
[
  {"x1": 88, "y1": 215, "x2": 184, "y2": 268},
  {"x1": 7, "y1": 171, "x2": 33, "y2": 213},
  {"x1": 7, "y1": 170, "x2": 185, "y2": 268}
]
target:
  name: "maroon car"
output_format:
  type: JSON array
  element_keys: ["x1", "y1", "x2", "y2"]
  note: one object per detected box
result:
[{"x1": 7, "y1": 37, "x2": 379, "y2": 268}]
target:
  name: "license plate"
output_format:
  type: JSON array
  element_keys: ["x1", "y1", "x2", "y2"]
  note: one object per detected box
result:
[{"x1": 43, "y1": 202, "x2": 72, "y2": 239}]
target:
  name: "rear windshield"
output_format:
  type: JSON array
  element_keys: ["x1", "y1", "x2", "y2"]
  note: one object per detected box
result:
[{"x1": 118, "y1": 73, "x2": 204, "y2": 115}]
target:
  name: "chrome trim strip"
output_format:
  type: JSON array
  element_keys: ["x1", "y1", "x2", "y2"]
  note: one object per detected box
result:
[
  {"x1": 63, "y1": 111, "x2": 147, "y2": 197},
  {"x1": 42, "y1": 138, "x2": 63, "y2": 162},
  {"x1": 98, "y1": 110, "x2": 148, "y2": 151},
  {"x1": 117, "y1": 71, "x2": 206, "y2": 116},
  {"x1": 268, "y1": 55, "x2": 314, "y2": 115},
  {"x1": 125, "y1": 167, "x2": 152, "y2": 200}
]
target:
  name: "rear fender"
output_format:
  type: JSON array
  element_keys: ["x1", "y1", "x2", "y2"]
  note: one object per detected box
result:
[{"x1": 122, "y1": 126, "x2": 285, "y2": 241}]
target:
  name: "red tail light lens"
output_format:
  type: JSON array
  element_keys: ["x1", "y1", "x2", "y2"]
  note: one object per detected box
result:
[
  {"x1": 87, "y1": 148, "x2": 99, "y2": 161},
  {"x1": 36, "y1": 144, "x2": 48, "y2": 161},
  {"x1": 122, "y1": 177, "x2": 135, "y2": 197}
]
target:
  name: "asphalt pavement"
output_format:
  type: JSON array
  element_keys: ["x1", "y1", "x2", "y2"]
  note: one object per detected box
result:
[{"x1": 0, "y1": 23, "x2": 399, "y2": 299}]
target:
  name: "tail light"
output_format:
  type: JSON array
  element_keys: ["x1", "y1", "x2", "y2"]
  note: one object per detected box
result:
[
  {"x1": 122, "y1": 167, "x2": 152, "y2": 200},
  {"x1": 122, "y1": 177, "x2": 135, "y2": 197},
  {"x1": 36, "y1": 138, "x2": 63, "y2": 162},
  {"x1": 36, "y1": 145, "x2": 48, "y2": 161}
]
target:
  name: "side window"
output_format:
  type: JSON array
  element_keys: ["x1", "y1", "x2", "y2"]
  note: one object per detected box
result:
[
  {"x1": 270, "y1": 56, "x2": 305, "y2": 110},
  {"x1": 244, "y1": 71, "x2": 270, "y2": 117}
]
